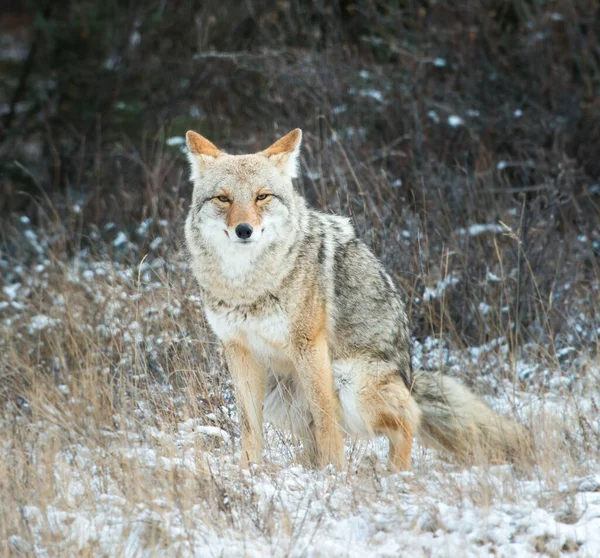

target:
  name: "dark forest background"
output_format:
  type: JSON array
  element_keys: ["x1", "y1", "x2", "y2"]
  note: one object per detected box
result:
[{"x1": 1, "y1": 0, "x2": 599, "y2": 351}]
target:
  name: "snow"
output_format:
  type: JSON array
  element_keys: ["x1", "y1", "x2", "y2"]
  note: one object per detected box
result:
[
  {"x1": 3, "y1": 283, "x2": 20, "y2": 300},
  {"x1": 423, "y1": 274, "x2": 459, "y2": 301},
  {"x1": 28, "y1": 314, "x2": 57, "y2": 333},
  {"x1": 166, "y1": 136, "x2": 186, "y2": 146},
  {"x1": 456, "y1": 223, "x2": 505, "y2": 236},
  {"x1": 113, "y1": 231, "x2": 128, "y2": 247},
  {"x1": 177, "y1": 419, "x2": 232, "y2": 444},
  {"x1": 149, "y1": 236, "x2": 163, "y2": 250},
  {"x1": 448, "y1": 115, "x2": 464, "y2": 127},
  {"x1": 479, "y1": 302, "x2": 493, "y2": 315},
  {"x1": 8, "y1": 418, "x2": 599, "y2": 556},
  {"x1": 427, "y1": 110, "x2": 441, "y2": 123},
  {"x1": 348, "y1": 87, "x2": 386, "y2": 103},
  {"x1": 359, "y1": 89, "x2": 384, "y2": 103}
]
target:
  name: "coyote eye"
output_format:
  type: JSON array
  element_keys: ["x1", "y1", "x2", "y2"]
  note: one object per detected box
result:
[
  {"x1": 216, "y1": 195, "x2": 230, "y2": 203},
  {"x1": 256, "y1": 193, "x2": 270, "y2": 201}
]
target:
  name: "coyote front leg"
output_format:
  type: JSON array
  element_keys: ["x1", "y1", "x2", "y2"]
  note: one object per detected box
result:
[
  {"x1": 295, "y1": 334, "x2": 344, "y2": 469},
  {"x1": 224, "y1": 342, "x2": 266, "y2": 467}
]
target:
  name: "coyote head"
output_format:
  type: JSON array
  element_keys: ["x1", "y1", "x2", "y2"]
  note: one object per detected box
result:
[{"x1": 185, "y1": 129, "x2": 302, "y2": 268}]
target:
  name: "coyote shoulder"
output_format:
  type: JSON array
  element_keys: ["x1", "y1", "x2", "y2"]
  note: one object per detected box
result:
[{"x1": 184, "y1": 128, "x2": 527, "y2": 470}]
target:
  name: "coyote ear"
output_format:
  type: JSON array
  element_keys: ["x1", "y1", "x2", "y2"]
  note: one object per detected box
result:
[
  {"x1": 186, "y1": 131, "x2": 223, "y2": 179},
  {"x1": 262, "y1": 129, "x2": 302, "y2": 178}
]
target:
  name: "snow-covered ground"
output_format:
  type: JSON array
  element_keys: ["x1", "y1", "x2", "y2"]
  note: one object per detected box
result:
[
  {"x1": 4, "y1": 403, "x2": 600, "y2": 557},
  {"x1": 1, "y1": 221, "x2": 599, "y2": 556}
]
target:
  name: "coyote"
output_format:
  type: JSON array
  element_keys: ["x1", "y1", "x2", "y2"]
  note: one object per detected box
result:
[{"x1": 184, "y1": 128, "x2": 526, "y2": 470}]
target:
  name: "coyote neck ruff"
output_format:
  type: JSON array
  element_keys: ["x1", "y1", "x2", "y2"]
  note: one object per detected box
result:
[{"x1": 185, "y1": 128, "x2": 528, "y2": 470}]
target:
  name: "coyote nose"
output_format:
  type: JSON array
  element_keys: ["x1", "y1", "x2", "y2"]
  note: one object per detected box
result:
[{"x1": 235, "y1": 223, "x2": 253, "y2": 240}]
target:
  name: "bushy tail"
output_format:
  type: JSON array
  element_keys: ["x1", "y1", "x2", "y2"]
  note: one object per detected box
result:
[{"x1": 412, "y1": 370, "x2": 529, "y2": 463}]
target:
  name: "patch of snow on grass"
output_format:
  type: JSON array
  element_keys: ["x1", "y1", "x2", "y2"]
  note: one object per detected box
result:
[
  {"x1": 423, "y1": 274, "x2": 459, "y2": 301},
  {"x1": 28, "y1": 315, "x2": 57, "y2": 333},
  {"x1": 3, "y1": 283, "x2": 21, "y2": 300},
  {"x1": 456, "y1": 223, "x2": 505, "y2": 236},
  {"x1": 448, "y1": 115, "x2": 464, "y2": 127},
  {"x1": 112, "y1": 232, "x2": 128, "y2": 247},
  {"x1": 358, "y1": 89, "x2": 384, "y2": 103}
]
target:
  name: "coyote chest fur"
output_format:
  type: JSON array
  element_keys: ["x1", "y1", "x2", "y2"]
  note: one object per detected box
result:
[
  {"x1": 184, "y1": 128, "x2": 527, "y2": 470},
  {"x1": 205, "y1": 305, "x2": 293, "y2": 369}
]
